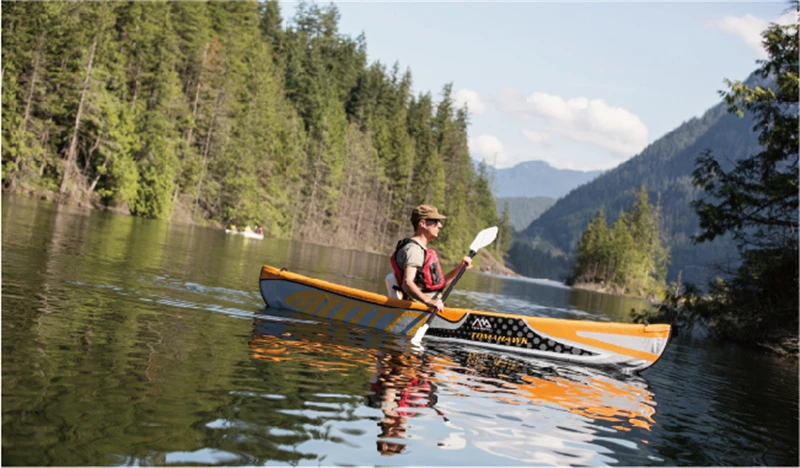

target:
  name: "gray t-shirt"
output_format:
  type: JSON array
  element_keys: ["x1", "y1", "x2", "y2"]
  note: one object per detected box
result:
[
  {"x1": 395, "y1": 240, "x2": 439, "y2": 300},
  {"x1": 396, "y1": 241, "x2": 425, "y2": 269}
]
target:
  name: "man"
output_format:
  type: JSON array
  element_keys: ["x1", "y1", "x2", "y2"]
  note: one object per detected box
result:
[{"x1": 390, "y1": 204, "x2": 472, "y2": 312}]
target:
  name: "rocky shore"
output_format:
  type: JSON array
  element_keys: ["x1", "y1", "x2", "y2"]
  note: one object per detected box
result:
[
  {"x1": 634, "y1": 296, "x2": 799, "y2": 360},
  {"x1": 668, "y1": 311, "x2": 798, "y2": 359},
  {"x1": 476, "y1": 250, "x2": 521, "y2": 277}
]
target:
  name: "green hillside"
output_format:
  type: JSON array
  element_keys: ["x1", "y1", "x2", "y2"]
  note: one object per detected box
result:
[
  {"x1": 516, "y1": 84, "x2": 762, "y2": 285},
  {"x1": 496, "y1": 196, "x2": 556, "y2": 232},
  {"x1": 1, "y1": 1, "x2": 509, "y2": 260}
]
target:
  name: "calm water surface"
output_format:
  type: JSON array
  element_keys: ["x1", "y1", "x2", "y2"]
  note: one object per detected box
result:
[{"x1": 2, "y1": 195, "x2": 797, "y2": 466}]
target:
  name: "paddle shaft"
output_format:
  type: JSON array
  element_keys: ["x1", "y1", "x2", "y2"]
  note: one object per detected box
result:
[
  {"x1": 438, "y1": 249, "x2": 476, "y2": 303},
  {"x1": 410, "y1": 226, "x2": 497, "y2": 344}
]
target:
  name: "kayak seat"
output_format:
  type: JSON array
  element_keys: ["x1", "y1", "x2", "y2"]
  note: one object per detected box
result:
[{"x1": 385, "y1": 273, "x2": 402, "y2": 300}]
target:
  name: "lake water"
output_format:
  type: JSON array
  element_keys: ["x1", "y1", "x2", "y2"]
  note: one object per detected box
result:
[{"x1": 2, "y1": 195, "x2": 797, "y2": 466}]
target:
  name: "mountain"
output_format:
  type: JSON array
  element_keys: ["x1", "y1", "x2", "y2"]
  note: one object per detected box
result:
[
  {"x1": 516, "y1": 77, "x2": 762, "y2": 285},
  {"x1": 496, "y1": 196, "x2": 556, "y2": 232},
  {"x1": 485, "y1": 160, "x2": 603, "y2": 198}
]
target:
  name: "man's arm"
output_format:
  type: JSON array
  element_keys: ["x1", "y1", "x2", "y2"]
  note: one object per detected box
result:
[
  {"x1": 402, "y1": 265, "x2": 444, "y2": 312},
  {"x1": 443, "y1": 256, "x2": 473, "y2": 289}
]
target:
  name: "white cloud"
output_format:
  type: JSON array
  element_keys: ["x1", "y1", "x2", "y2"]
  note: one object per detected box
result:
[
  {"x1": 468, "y1": 134, "x2": 507, "y2": 166},
  {"x1": 453, "y1": 88, "x2": 486, "y2": 115},
  {"x1": 494, "y1": 88, "x2": 649, "y2": 169},
  {"x1": 517, "y1": 91, "x2": 648, "y2": 157},
  {"x1": 521, "y1": 130, "x2": 549, "y2": 144},
  {"x1": 776, "y1": 12, "x2": 796, "y2": 27},
  {"x1": 712, "y1": 12, "x2": 796, "y2": 59},
  {"x1": 715, "y1": 14, "x2": 770, "y2": 58},
  {"x1": 497, "y1": 87, "x2": 531, "y2": 118}
]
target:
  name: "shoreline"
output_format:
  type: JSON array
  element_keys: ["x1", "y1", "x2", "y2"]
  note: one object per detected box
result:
[
  {"x1": 6, "y1": 190, "x2": 518, "y2": 273},
  {"x1": 570, "y1": 280, "x2": 661, "y2": 302},
  {"x1": 476, "y1": 250, "x2": 522, "y2": 278}
]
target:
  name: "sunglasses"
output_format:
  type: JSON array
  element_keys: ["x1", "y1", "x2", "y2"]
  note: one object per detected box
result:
[{"x1": 424, "y1": 219, "x2": 444, "y2": 226}]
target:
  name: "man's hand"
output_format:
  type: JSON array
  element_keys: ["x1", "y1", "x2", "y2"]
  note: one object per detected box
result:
[
  {"x1": 427, "y1": 298, "x2": 445, "y2": 312},
  {"x1": 461, "y1": 256, "x2": 473, "y2": 270}
]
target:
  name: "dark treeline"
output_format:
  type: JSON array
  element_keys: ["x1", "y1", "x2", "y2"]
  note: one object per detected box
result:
[
  {"x1": 2, "y1": 1, "x2": 509, "y2": 260},
  {"x1": 507, "y1": 238, "x2": 570, "y2": 281},
  {"x1": 496, "y1": 196, "x2": 555, "y2": 232}
]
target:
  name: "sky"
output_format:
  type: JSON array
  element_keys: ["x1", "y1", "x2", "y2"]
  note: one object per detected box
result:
[{"x1": 279, "y1": 1, "x2": 794, "y2": 171}]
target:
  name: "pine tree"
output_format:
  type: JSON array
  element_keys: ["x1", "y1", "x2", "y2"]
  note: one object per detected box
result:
[
  {"x1": 496, "y1": 202, "x2": 514, "y2": 259},
  {"x1": 691, "y1": 8, "x2": 798, "y2": 335},
  {"x1": 128, "y1": 1, "x2": 184, "y2": 219},
  {"x1": 573, "y1": 210, "x2": 610, "y2": 282}
]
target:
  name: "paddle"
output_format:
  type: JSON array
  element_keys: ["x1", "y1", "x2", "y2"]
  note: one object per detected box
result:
[{"x1": 410, "y1": 226, "x2": 499, "y2": 344}]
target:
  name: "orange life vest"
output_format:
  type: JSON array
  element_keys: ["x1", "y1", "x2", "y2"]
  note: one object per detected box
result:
[{"x1": 390, "y1": 238, "x2": 445, "y2": 296}]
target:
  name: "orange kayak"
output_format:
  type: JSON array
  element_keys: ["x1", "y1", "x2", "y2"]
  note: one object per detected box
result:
[{"x1": 259, "y1": 265, "x2": 670, "y2": 372}]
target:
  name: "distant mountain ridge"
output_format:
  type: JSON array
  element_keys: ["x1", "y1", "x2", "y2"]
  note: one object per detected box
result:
[
  {"x1": 496, "y1": 196, "x2": 556, "y2": 232},
  {"x1": 517, "y1": 75, "x2": 763, "y2": 285},
  {"x1": 480, "y1": 160, "x2": 603, "y2": 199}
]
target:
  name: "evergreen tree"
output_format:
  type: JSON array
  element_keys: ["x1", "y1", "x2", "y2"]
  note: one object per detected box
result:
[
  {"x1": 496, "y1": 202, "x2": 513, "y2": 259},
  {"x1": 691, "y1": 9, "x2": 798, "y2": 337},
  {"x1": 408, "y1": 92, "x2": 445, "y2": 210},
  {"x1": 571, "y1": 187, "x2": 668, "y2": 296},
  {"x1": 573, "y1": 210, "x2": 610, "y2": 281}
]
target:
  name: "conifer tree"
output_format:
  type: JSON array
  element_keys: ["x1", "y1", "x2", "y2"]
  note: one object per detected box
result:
[{"x1": 691, "y1": 8, "x2": 798, "y2": 334}]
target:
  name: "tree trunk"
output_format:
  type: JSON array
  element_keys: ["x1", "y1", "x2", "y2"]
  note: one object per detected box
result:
[
  {"x1": 187, "y1": 42, "x2": 209, "y2": 144},
  {"x1": 12, "y1": 33, "x2": 46, "y2": 187},
  {"x1": 59, "y1": 34, "x2": 98, "y2": 202},
  {"x1": 82, "y1": 132, "x2": 102, "y2": 180},
  {"x1": 304, "y1": 140, "x2": 324, "y2": 238},
  {"x1": 291, "y1": 140, "x2": 312, "y2": 238},
  {"x1": 38, "y1": 128, "x2": 50, "y2": 176},
  {"x1": 22, "y1": 35, "x2": 45, "y2": 133},
  {"x1": 131, "y1": 64, "x2": 141, "y2": 110},
  {"x1": 54, "y1": 57, "x2": 68, "y2": 93},
  {"x1": 87, "y1": 151, "x2": 110, "y2": 193},
  {"x1": 353, "y1": 184, "x2": 368, "y2": 241},
  {"x1": 380, "y1": 188, "x2": 393, "y2": 250},
  {"x1": 192, "y1": 89, "x2": 224, "y2": 220},
  {"x1": 402, "y1": 145, "x2": 416, "y2": 217},
  {"x1": 192, "y1": 119, "x2": 214, "y2": 219}
]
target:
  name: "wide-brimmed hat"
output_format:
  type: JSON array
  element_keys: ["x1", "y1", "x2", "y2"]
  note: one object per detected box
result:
[{"x1": 411, "y1": 204, "x2": 447, "y2": 225}]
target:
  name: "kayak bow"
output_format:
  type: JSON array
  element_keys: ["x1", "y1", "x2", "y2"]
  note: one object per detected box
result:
[{"x1": 259, "y1": 265, "x2": 670, "y2": 372}]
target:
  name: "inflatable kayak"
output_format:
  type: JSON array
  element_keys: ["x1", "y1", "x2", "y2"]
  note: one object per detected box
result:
[
  {"x1": 258, "y1": 265, "x2": 670, "y2": 372},
  {"x1": 225, "y1": 229, "x2": 264, "y2": 240}
]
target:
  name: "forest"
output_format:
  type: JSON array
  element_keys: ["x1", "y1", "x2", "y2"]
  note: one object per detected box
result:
[{"x1": 1, "y1": 1, "x2": 509, "y2": 261}]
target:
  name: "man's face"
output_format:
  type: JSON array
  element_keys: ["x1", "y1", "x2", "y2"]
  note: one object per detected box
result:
[{"x1": 421, "y1": 219, "x2": 442, "y2": 238}]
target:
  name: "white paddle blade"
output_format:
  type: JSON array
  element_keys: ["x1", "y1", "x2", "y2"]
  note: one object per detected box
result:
[
  {"x1": 410, "y1": 324, "x2": 429, "y2": 344},
  {"x1": 469, "y1": 226, "x2": 499, "y2": 252}
]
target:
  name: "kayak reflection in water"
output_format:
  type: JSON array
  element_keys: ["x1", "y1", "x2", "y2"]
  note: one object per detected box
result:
[{"x1": 367, "y1": 352, "x2": 439, "y2": 455}]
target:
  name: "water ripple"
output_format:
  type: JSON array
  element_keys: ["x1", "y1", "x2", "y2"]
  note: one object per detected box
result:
[{"x1": 3, "y1": 196, "x2": 797, "y2": 466}]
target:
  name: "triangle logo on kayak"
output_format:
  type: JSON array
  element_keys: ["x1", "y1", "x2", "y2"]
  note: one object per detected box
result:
[{"x1": 471, "y1": 317, "x2": 493, "y2": 331}]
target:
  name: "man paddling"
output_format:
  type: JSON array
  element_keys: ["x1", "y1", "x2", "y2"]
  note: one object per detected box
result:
[{"x1": 390, "y1": 205, "x2": 472, "y2": 312}]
